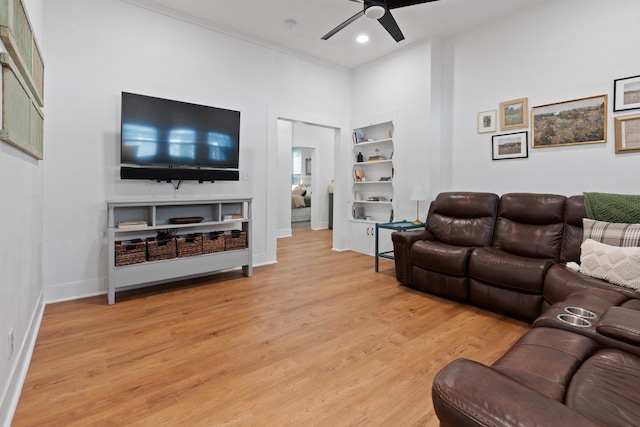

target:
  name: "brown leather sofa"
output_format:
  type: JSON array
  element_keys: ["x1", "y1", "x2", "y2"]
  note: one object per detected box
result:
[
  {"x1": 433, "y1": 286, "x2": 640, "y2": 426},
  {"x1": 392, "y1": 191, "x2": 637, "y2": 321},
  {"x1": 392, "y1": 192, "x2": 499, "y2": 302},
  {"x1": 432, "y1": 323, "x2": 640, "y2": 426},
  {"x1": 544, "y1": 195, "x2": 640, "y2": 307},
  {"x1": 399, "y1": 192, "x2": 640, "y2": 425}
]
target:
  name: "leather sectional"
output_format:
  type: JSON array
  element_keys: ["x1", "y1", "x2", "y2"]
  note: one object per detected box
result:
[{"x1": 391, "y1": 191, "x2": 640, "y2": 426}]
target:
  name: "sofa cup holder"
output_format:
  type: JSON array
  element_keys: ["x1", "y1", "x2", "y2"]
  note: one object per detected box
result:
[
  {"x1": 556, "y1": 313, "x2": 592, "y2": 328},
  {"x1": 564, "y1": 306, "x2": 597, "y2": 319}
]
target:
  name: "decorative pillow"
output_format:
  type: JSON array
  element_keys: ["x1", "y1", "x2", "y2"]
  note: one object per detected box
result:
[
  {"x1": 582, "y1": 218, "x2": 640, "y2": 247},
  {"x1": 579, "y1": 239, "x2": 640, "y2": 290},
  {"x1": 292, "y1": 188, "x2": 306, "y2": 196},
  {"x1": 291, "y1": 194, "x2": 306, "y2": 208}
]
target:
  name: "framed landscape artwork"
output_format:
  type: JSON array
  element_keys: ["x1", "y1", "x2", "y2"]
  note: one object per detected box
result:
[
  {"x1": 614, "y1": 113, "x2": 640, "y2": 153},
  {"x1": 500, "y1": 98, "x2": 528, "y2": 130},
  {"x1": 613, "y1": 75, "x2": 640, "y2": 112},
  {"x1": 478, "y1": 110, "x2": 496, "y2": 133},
  {"x1": 492, "y1": 131, "x2": 528, "y2": 160},
  {"x1": 532, "y1": 95, "x2": 607, "y2": 148}
]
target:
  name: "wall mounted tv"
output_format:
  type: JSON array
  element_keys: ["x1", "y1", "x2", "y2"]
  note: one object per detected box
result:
[{"x1": 120, "y1": 92, "x2": 240, "y2": 182}]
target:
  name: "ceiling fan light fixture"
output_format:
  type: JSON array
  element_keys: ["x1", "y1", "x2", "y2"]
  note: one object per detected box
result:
[{"x1": 365, "y1": 5, "x2": 385, "y2": 20}]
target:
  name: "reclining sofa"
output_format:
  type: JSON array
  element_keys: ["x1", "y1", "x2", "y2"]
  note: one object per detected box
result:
[
  {"x1": 392, "y1": 191, "x2": 640, "y2": 426},
  {"x1": 392, "y1": 191, "x2": 639, "y2": 320}
]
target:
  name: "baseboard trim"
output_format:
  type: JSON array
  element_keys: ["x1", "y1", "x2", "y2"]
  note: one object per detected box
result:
[{"x1": 0, "y1": 289, "x2": 45, "y2": 427}]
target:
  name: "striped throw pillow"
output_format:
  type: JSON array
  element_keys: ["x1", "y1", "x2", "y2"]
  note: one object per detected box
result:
[{"x1": 583, "y1": 218, "x2": 640, "y2": 247}]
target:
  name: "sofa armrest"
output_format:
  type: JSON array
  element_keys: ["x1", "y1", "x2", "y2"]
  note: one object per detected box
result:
[
  {"x1": 432, "y1": 359, "x2": 601, "y2": 427},
  {"x1": 391, "y1": 229, "x2": 433, "y2": 284},
  {"x1": 597, "y1": 306, "x2": 640, "y2": 346}
]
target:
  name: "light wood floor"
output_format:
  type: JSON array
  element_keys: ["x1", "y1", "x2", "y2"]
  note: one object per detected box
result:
[{"x1": 13, "y1": 230, "x2": 529, "y2": 426}]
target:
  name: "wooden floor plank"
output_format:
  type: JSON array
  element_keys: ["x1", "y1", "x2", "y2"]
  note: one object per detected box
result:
[{"x1": 12, "y1": 229, "x2": 529, "y2": 426}]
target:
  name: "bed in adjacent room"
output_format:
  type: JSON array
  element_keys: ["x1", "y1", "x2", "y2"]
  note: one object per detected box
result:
[{"x1": 291, "y1": 186, "x2": 311, "y2": 222}]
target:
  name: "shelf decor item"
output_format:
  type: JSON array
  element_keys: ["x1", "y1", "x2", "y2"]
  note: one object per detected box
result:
[
  {"x1": 492, "y1": 131, "x2": 528, "y2": 160},
  {"x1": 613, "y1": 74, "x2": 640, "y2": 112},
  {"x1": 169, "y1": 216, "x2": 204, "y2": 224},
  {"x1": 114, "y1": 239, "x2": 146, "y2": 266},
  {"x1": 614, "y1": 113, "x2": 640, "y2": 153},
  {"x1": 500, "y1": 98, "x2": 528, "y2": 130},
  {"x1": 146, "y1": 236, "x2": 177, "y2": 261},
  {"x1": 225, "y1": 230, "x2": 247, "y2": 251},
  {"x1": 176, "y1": 233, "x2": 203, "y2": 258},
  {"x1": 532, "y1": 95, "x2": 607, "y2": 148},
  {"x1": 203, "y1": 231, "x2": 225, "y2": 253},
  {"x1": 478, "y1": 110, "x2": 497, "y2": 133},
  {"x1": 410, "y1": 184, "x2": 428, "y2": 225}
]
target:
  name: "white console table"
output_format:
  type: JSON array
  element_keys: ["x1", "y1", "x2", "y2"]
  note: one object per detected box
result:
[{"x1": 106, "y1": 197, "x2": 252, "y2": 305}]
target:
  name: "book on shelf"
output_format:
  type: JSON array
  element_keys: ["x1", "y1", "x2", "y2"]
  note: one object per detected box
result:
[
  {"x1": 367, "y1": 155, "x2": 386, "y2": 161},
  {"x1": 353, "y1": 168, "x2": 364, "y2": 181},
  {"x1": 117, "y1": 221, "x2": 148, "y2": 228},
  {"x1": 223, "y1": 214, "x2": 244, "y2": 220},
  {"x1": 353, "y1": 131, "x2": 364, "y2": 144}
]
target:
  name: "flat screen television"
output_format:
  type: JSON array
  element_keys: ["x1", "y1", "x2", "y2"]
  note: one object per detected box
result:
[{"x1": 120, "y1": 92, "x2": 240, "y2": 181}]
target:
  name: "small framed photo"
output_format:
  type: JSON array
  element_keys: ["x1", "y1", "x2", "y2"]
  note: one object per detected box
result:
[
  {"x1": 478, "y1": 110, "x2": 497, "y2": 133},
  {"x1": 532, "y1": 95, "x2": 607, "y2": 148},
  {"x1": 615, "y1": 113, "x2": 640, "y2": 153},
  {"x1": 500, "y1": 97, "x2": 528, "y2": 130},
  {"x1": 492, "y1": 131, "x2": 528, "y2": 160},
  {"x1": 613, "y1": 75, "x2": 640, "y2": 112}
]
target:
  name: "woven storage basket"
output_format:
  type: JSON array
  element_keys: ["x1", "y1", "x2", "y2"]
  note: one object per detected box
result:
[
  {"x1": 224, "y1": 230, "x2": 247, "y2": 251},
  {"x1": 115, "y1": 239, "x2": 146, "y2": 266},
  {"x1": 176, "y1": 233, "x2": 203, "y2": 257},
  {"x1": 146, "y1": 236, "x2": 176, "y2": 261},
  {"x1": 203, "y1": 231, "x2": 225, "y2": 254}
]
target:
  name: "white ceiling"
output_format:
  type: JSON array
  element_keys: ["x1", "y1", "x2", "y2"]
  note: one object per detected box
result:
[{"x1": 125, "y1": 0, "x2": 544, "y2": 69}]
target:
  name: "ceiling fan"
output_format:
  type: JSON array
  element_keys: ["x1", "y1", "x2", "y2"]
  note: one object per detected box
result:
[{"x1": 322, "y1": 0, "x2": 441, "y2": 42}]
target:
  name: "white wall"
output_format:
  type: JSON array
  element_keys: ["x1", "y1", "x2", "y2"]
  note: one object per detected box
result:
[
  {"x1": 41, "y1": 0, "x2": 351, "y2": 301},
  {"x1": 444, "y1": 0, "x2": 640, "y2": 195},
  {"x1": 0, "y1": 1, "x2": 46, "y2": 424}
]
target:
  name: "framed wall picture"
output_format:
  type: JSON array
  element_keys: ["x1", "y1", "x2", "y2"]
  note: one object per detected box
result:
[
  {"x1": 614, "y1": 113, "x2": 640, "y2": 153},
  {"x1": 492, "y1": 131, "x2": 528, "y2": 160},
  {"x1": 477, "y1": 110, "x2": 496, "y2": 133},
  {"x1": 499, "y1": 97, "x2": 528, "y2": 130},
  {"x1": 613, "y1": 75, "x2": 640, "y2": 112},
  {"x1": 532, "y1": 95, "x2": 607, "y2": 148}
]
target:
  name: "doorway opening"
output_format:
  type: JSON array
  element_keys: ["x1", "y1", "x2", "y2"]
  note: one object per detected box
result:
[
  {"x1": 291, "y1": 147, "x2": 314, "y2": 231},
  {"x1": 276, "y1": 119, "x2": 338, "y2": 240}
]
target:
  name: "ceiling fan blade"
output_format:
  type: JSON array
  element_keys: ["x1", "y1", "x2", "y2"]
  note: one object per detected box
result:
[
  {"x1": 387, "y1": 0, "x2": 439, "y2": 10},
  {"x1": 322, "y1": 10, "x2": 365, "y2": 40},
  {"x1": 378, "y1": 10, "x2": 404, "y2": 42}
]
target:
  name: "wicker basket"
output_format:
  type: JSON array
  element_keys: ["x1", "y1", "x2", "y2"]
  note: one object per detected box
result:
[
  {"x1": 203, "y1": 231, "x2": 225, "y2": 254},
  {"x1": 176, "y1": 233, "x2": 203, "y2": 257},
  {"x1": 146, "y1": 236, "x2": 176, "y2": 261},
  {"x1": 115, "y1": 239, "x2": 146, "y2": 266},
  {"x1": 225, "y1": 230, "x2": 247, "y2": 251}
]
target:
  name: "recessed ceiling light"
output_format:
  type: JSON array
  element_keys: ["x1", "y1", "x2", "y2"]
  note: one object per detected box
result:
[{"x1": 356, "y1": 35, "x2": 369, "y2": 44}]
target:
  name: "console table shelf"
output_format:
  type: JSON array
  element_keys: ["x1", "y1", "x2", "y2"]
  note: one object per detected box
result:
[{"x1": 106, "y1": 197, "x2": 252, "y2": 305}]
